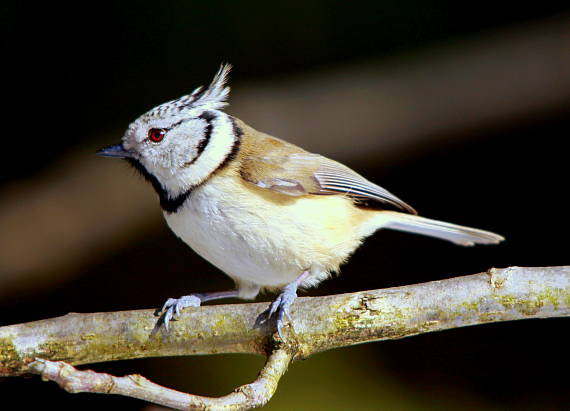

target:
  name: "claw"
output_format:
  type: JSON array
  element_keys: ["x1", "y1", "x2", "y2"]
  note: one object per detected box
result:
[
  {"x1": 265, "y1": 282, "x2": 299, "y2": 338},
  {"x1": 163, "y1": 309, "x2": 173, "y2": 331},
  {"x1": 258, "y1": 271, "x2": 310, "y2": 338},
  {"x1": 158, "y1": 295, "x2": 202, "y2": 331},
  {"x1": 268, "y1": 295, "x2": 282, "y2": 318},
  {"x1": 156, "y1": 290, "x2": 241, "y2": 332},
  {"x1": 161, "y1": 298, "x2": 177, "y2": 315}
]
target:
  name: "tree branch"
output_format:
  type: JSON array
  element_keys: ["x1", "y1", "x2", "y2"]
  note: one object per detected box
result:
[
  {"x1": 28, "y1": 348, "x2": 292, "y2": 410},
  {"x1": 1, "y1": 266, "x2": 569, "y2": 409}
]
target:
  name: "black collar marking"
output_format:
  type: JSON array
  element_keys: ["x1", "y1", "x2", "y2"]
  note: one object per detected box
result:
[{"x1": 126, "y1": 158, "x2": 192, "y2": 213}]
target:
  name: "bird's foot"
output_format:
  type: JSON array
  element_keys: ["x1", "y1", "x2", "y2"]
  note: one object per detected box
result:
[
  {"x1": 158, "y1": 295, "x2": 202, "y2": 331},
  {"x1": 266, "y1": 282, "x2": 299, "y2": 338},
  {"x1": 154, "y1": 290, "x2": 241, "y2": 333},
  {"x1": 259, "y1": 271, "x2": 310, "y2": 338}
]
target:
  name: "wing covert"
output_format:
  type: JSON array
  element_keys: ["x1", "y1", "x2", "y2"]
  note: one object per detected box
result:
[{"x1": 240, "y1": 149, "x2": 416, "y2": 214}]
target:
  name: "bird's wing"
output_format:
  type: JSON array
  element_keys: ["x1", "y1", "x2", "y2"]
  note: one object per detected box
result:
[{"x1": 240, "y1": 150, "x2": 416, "y2": 214}]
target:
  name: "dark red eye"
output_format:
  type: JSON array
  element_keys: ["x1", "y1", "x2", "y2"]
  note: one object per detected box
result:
[{"x1": 148, "y1": 128, "x2": 166, "y2": 143}]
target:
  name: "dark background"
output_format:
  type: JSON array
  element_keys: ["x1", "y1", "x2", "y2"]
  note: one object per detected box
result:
[{"x1": 1, "y1": 2, "x2": 569, "y2": 410}]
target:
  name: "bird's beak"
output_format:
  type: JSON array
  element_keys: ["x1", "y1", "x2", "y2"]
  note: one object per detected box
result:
[{"x1": 96, "y1": 144, "x2": 134, "y2": 159}]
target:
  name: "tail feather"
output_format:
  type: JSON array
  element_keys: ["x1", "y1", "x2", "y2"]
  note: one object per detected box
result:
[{"x1": 380, "y1": 211, "x2": 504, "y2": 246}]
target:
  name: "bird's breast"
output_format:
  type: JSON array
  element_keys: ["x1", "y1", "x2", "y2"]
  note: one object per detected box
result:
[{"x1": 163, "y1": 175, "x2": 374, "y2": 288}]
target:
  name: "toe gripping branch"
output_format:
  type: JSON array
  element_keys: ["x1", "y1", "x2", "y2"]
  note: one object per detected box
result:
[
  {"x1": 258, "y1": 270, "x2": 310, "y2": 338},
  {"x1": 154, "y1": 290, "x2": 240, "y2": 333},
  {"x1": 154, "y1": 271, "x2": 310, "y2": 338}
]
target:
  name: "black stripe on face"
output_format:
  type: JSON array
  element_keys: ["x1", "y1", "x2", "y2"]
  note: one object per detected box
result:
[
  {"x1": 196, "y1": 111, "x2": 216, "y2": 156},
  {"x1": 126, "y1": 158, "x2": 192, "y2": 214},
  {"x1": 183, "y1": 111, "x2": 216, "y2": 167}
]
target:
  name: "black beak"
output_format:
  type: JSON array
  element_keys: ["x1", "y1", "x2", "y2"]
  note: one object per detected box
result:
[{"x1": 96, "y1": 144, "x2": 134, "y2": 159}]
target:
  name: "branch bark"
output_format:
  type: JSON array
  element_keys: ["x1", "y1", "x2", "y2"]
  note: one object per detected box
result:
[
  {"x1": 1, "y1": 266, "x2": 569, "y2": 409},
  {"x1": 28, "y1": 348, "x2": 293, "y2": 410}
]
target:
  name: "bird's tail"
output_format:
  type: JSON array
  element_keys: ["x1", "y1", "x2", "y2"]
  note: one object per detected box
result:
[{"x1": 376, "y1": 211, "x2": 504, "y2": 246}]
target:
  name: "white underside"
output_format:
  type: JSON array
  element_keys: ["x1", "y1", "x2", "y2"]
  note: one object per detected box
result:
[{"x1": 163, "y1": 174, "x2": 373, "y2": 299}]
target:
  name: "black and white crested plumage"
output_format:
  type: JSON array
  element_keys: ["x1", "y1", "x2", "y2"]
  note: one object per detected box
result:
[
  {"x1": 186, "y1": 64, "x2": 232, "y2": 111},
  {"x1": 98, "y1": 64, "x2": 504, "y2": 335},
  {"x1": 142, "y1": 64, "x2": 232, "y2": 121},
  {"x1": 114, "y1": 63, "x2": 240, "y2": 212}
]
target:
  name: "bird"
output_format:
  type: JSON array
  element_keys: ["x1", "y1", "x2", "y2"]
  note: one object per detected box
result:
[{"x1": 97, "y1": 64, "x2": 504, "y2": 336}]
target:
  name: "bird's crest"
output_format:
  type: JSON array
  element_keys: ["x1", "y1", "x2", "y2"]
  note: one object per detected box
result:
[{"x1": 145, "y1": 63, "x2": 232, "y2": 119}]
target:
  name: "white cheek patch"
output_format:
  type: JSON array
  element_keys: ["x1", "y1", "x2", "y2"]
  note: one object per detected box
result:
[{"x1": 160, "y1": 113, "x2": 238, "y2": 195}]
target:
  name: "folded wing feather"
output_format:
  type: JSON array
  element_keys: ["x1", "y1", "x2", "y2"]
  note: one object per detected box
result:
[{"x1": 240, "y1": 150, "x2": 416, "y2": 214}]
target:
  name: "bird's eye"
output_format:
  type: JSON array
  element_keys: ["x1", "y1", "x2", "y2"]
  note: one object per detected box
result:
[{"x1": 148, "y1": 128, "x2": 166, "y2": 143}]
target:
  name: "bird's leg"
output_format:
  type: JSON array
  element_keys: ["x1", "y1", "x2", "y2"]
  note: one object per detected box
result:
[
  {"x1": 265, "y1": 270, "x2": 310, "y2": 338},
  {"x1": 158, "y1": 290, "x2": 240, "y2": 331}
]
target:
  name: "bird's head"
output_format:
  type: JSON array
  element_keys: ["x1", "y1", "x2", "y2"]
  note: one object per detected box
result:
[{"x1": 98, "y1": 64, "x2": 241, "y2": 203}]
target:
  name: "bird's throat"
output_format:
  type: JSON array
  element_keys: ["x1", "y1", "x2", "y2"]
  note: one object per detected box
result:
[{"x1": 126, "y1": 158, "x2": 192, "y2": 213}]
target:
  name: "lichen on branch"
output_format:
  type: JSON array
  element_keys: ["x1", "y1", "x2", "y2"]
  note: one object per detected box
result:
[{"x1": 2, "y1": 266, "x2": 569, "y2": 376}]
